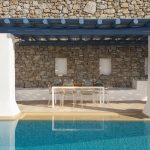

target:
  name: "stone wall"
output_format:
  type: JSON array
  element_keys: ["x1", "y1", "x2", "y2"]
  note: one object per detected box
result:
[
  {"x1": 15, "y1": 45, "x2": 148, "y2": 88},
  {"x1": 0, "y1": 0, "x2": 149, "y2": 18}
]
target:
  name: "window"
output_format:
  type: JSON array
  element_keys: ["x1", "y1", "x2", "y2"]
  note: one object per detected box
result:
[
  {"x1": 55, "y1": 58, "x2": 67, "y2": 76},
  {"x1": 145, "y1": 57, "x2": 148, "y2": 75},
  {"x1": 99, "y1": 58, "x2": 111, "y2": 75}
]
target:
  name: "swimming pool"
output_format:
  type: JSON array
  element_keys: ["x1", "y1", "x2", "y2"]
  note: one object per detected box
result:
[{"x1": 0, "y1": 120, "x2": 150, "y2": 150}]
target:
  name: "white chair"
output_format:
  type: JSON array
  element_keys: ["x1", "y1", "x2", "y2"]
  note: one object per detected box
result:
[
  {"x1": 61, "y1": 79, "x2": 75, "y2": 107},
  {"x1": 104, "y1": 88, "x2": 110, "y2": 103},
  {"x1": 94, "y1": 87, "x2": 104, "y2": 104},
  {"x1": 104, "y1": 81, "x2": 111, "y2": 103},
  {"x1": 48, "y1": 79, "x2": 63, "y2": 107},
  {"x1": 80, "y1": 88, "x2": 94, "y2": 106},
  {"x1": 80, "y1": 80, "x2": 94, "y2": 106},
  {"x1": 61, "y1": 89, "x2": 75, "y2": 107}
]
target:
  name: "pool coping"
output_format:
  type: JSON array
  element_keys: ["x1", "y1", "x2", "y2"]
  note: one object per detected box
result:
[{"x1": 0, "y1": 112, "x2": 150, "y2": 121}]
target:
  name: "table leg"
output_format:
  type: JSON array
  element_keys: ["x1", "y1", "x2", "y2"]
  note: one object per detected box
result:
[
  {"x1": 99, "y1": 90, "x2": 101, "y2": 104},
  {"x1": 73, "y1": 93, "x2": 75, "y2": 107},
  {"x1": 81, "y1": 94, "x2": 83, "y2": 107},
  {"x1": 103, "y1": 88, "x2": 104, "y2": 104},
  {"x1": 92, "y1": 92, "x2": 95, "y2": 104},
  {"x1": 54, "y1": 88, "x2": 56, "y2": 104},
  {"x1": 52, "y1": 88, "x2": 55, "y2": 108}
]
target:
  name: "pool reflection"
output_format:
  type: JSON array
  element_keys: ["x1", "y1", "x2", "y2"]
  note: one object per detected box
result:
[
  {"x1": 0, "y1": 118, "x2": 150, "y2": 150},
  {"x1": 0, "y1": 120, "x2": 18, "y2": 150}
]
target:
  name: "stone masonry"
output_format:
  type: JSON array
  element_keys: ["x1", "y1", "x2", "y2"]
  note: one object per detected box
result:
[
  {"x1": 0, "y1": 0, "x2": 149, "y2": 88},
  {"x1": 0, "y1": 0, "x2": 149, "y2": 18},
  {"x1": 15, "y1": 45, "x2": 148, "y2": 88}
]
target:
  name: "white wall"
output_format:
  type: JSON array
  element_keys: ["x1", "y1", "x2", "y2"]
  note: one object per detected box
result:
[
  {"x1": 16, "y1": 80, "x2": 148, "y2": 101},
  {"x1": 0, "y1": 33, "x2": 20, "y2": 116},
  {"x1": 108, "y1": 81, "x2": 147, "y2": 101},
  {"x1": 16, "y1": 88, "x2": 50, "y2": 101}
]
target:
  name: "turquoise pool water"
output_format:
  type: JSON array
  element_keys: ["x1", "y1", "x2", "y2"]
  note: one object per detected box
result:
[{"x1": 0, "y1": 120, "x2": 150, "y2": 150}]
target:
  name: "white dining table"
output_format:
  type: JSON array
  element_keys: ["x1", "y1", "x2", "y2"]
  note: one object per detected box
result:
[{"x1": 51, "y1": 86, "x2": 105, "y2": 108}]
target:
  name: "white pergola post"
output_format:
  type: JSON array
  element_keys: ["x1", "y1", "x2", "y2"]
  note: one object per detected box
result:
[
  {"x1": 144, "y1": 36, "x2": 150, "y2": 117},
  {"x1": 0, "y1": 33, "x2": 20, "y2": 116}
]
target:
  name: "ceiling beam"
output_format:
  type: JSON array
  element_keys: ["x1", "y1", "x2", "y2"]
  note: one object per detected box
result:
[
  {"x1": 16, "y1": 39, "x2": 148, "y2": 46},
  {"x1": 1, "y1": 26, "x2": 149, "y2": 36}
]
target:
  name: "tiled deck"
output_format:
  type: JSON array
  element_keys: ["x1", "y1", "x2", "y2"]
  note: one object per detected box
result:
[
  {"x1": 0, "y1": 101, "x2": 149, "y2": 120},
  {"x1": 18, "y1": 100, "x2": 144, "y2": 113},
  {"x1": 16, "y1": 100, "x2": 150, "y2": 121}
]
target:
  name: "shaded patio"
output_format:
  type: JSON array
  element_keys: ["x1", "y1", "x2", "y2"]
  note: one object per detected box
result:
[
  {"x1": 0, "y1": 18, "x2": 150, "y2": 117},
  {"x1": 17, "y1": 100, "x2": 148, "y2": 120}
]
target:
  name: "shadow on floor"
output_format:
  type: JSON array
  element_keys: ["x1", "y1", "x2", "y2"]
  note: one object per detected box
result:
[{"x1": 17, "y1": 100, "x2": 148, "y2": 119}]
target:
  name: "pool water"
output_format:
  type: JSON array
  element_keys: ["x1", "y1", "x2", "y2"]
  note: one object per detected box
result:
[{"x1": 0, "y1": 120, "x2": 150, "y2": 150}]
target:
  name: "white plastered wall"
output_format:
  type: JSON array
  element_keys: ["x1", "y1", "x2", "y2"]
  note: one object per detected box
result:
[
  {"x1": 0, "y1": 33, "x2": 20, "y2": 116},
  {"x1": 16, "y1": 80, "x2": 147, "y2": 101}
]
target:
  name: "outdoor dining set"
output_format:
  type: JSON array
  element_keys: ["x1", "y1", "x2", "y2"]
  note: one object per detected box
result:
[{"x1": 48, "y1": 79, "x2": 109, "y2": 108}]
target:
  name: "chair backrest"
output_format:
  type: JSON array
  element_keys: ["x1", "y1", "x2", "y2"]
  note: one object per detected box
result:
[
  {"x1": 82, "y1": 79, "x2": 93, "y2": 86},
  {"x1": 63, "y1": 79, "x2": 74, "y2": 86},
  {"x1": 105, "y1": 81, "x2": 112, "y2": 89},
  {"x1": 53, "y1": 79, "x2": 63, "y2": 86},
  {"x1": 73, "y1": 80, "x2": 82, "y2": 86},
  {"x1": 93, "y1": 82, "x2": 103, "y2": 86},
  {"x1": 93, "y1": 79, "x2": 103, "y2": 86}
]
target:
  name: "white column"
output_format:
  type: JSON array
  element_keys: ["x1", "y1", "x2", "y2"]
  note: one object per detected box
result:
[
  {"x1": 0, "y1": 33, "x2": 20, "y2": 116},
  {"x1": 144, "y1": 36, "x2": 150, "y2": 117}
]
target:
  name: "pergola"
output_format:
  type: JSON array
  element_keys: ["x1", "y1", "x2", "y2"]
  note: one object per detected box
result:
[{"x1": 0, "y1": 18, "x2": 150, "y2": 117}]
